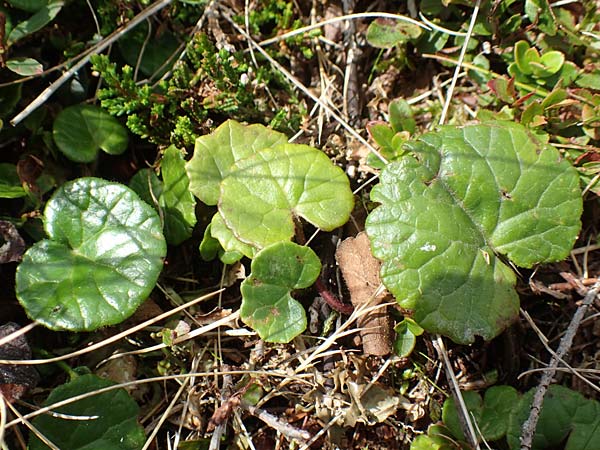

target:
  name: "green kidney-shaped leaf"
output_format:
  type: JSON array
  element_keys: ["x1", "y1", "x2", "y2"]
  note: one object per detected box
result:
[
  {"x1": 366, "y1": 121, "x2": 582, "y2": 343},
  {"x1": 53, "y1": 104, "x2": 129, "y2": 163},
  {"x1": 159, "y1": 146, "x2": 196, "y2": 245},
  {"x1": 16, "y1": 178, "x2": 166, "y2": 331},
  {"x1": 29, "y1": 374, "x2": 145, "y2": 450},
  {"x1": 219, "y1": 143, "x2": 354, "y2": 249},
  {"x1": 186, "y1": 119, "x2": 288, "y2": 206},
  {"x1": 0, "y1": 163, "x2": 26, "y2": 198},
  {"x1": 240, "y1": 242, "x2": 320, "y2": 343},
  {"x1": 7, "y1": 0, "x2": 63, "y2": 45}
]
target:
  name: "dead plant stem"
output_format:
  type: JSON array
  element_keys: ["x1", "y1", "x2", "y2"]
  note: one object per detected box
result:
[{"x1": 519, "y1": 281, "x2": 600, "y2": 449}]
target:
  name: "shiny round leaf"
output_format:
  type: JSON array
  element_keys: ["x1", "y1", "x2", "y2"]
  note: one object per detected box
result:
[{"x1": 16, "y1": 178, "x2": 166, "y2": 331}]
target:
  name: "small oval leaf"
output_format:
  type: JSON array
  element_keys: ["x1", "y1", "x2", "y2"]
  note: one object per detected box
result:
[
  {"x1": 366, "y1": 18, "x2": 422, "y2": 49},
  {"x1": 7, "y1": 0, "x2": 63, "y2": 45},
  {"x1": 6, "y1": 57, "x2": 43, "y2": 76},
  {"x1": 16, "y1": 178, "x2": 166, "y2": 331},
  {"x1": 240, "y1": 242, "x2": 321, "y2": 343},
  {"x1": 53, "y1": 104, "x2": 129, "y2": 163}
]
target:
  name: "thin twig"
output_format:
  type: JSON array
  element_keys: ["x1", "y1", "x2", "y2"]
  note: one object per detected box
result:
[
  {"x1": 0, "y1": 290, "x2": 223, "y2": 365},
  {"x1": 439, "y1": 0, "x2": 481, "y2": 125},
  {"x1": 0, "y1": 393, "x2": 6, "y2": 448},
  {"x1": 258, "y1": 12, "x2": 430, "y2": 47},
  {"x1": 10, "y1": 0, "x2": 174, "y2": 126},
  {"x1": 243, "y1": 403, "x2": 311, "y2": 443},
  {"x1": 519, "y1": 282, "x2": 600, "y2": 450},
  {"x1": 432, "y1": 336, "x2": 481, "y2": 450}
]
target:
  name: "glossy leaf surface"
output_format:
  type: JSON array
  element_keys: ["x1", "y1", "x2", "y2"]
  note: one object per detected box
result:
[
  {"x1": 240, "y1": 242, "x2": 320, "y2": 343},
  {"x1": 16, "y1": 178, "x2": 166, "y2": 331},
  {"x1": 186, "y1": 119, "x2": 287, "y2": 205},
  {"x1": 366, "y1": 122, "x2": 582, "y2": 343},
  {"x1": 220, "y1": 143, "x2": 354, "y2": 249}
]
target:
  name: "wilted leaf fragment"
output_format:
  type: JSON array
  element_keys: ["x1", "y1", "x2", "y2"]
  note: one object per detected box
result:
[
  {"x1": 16, "y1": 178, "x2": 166, "y2": 331},
  {"x1": 0, "y1": 221, "x2": 26, "y2": 263},
  {"x1": 53, "y1": 104, "x2": 129, "y2": 163},
  {"x1": 220, "y1": 144, "x2": 354, "y2": 249},
  {"x1": 240, "y1": 242, "x2": 321, "y2": 343},
  {"x1": 366, "y1": 122, "x2": 582, "y2": 343},
  {"x1": 186, "y1": 119, "x2": 288, "y2": 205},
  {"x1": 29, "y1": 374, "x2": 145, "y2": 450}
]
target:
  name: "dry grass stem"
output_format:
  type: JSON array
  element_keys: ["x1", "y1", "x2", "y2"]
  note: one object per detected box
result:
[{"x1": 0, "y1": 290, "x2": 223, "y2": 366}]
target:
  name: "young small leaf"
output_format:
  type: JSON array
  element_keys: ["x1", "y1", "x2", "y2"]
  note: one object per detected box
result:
[
  {"x1": 366, "y1": 18, "x2": 422, "y2": 48},
  {"x1": 29, "y1": 374, "x2": 145, "y2": 450},
  {"x1": 7, "y1": 0, "x2": 63, "y2": 45},
  {"x1": 219, "y1": 143, "x2": 354, "y2": 249},
  {"x1": 159, "y1": 146, "x2": 196, "y2": 245},
  {"x1": 240, "y1": 242, "x2": 321, "y2": 343},
  {"x1": 6, "y1": 57, "x2": 43, "y2": 76},
  {"x1": 53, "y1": 104, "x2": 129, "y2": 163},
  {"x1": 366, "y1": 121, "x2": 582, "y2": 343},
  {"x1": 16, "y1": 178, "x2": 166, "y2": 331},
  {"x1": 186, "y1": 119, "x2": 288, "y2": 205}
]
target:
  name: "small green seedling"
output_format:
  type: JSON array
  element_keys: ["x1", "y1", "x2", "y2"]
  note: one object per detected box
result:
[
  {"x1": 508, "y1": 40, "x2": 577, "y2": 89},
  {"x1": 16, "y1": 177, "x2": 166, "y2": 331},
  {"x1": 366, "y1": 121, "x2": 582, "y2": 344},
  {"x1": 393, "y1": 317, "x2": 424, "y2": 357},
  {"x1": 367, "y1": 98, "x2": 416, "y2": 169}
]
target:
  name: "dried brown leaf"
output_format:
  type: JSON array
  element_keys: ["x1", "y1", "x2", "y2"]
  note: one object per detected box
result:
[{"x1": 335, "y1": 232, "x2": 392, "y2": 355}]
